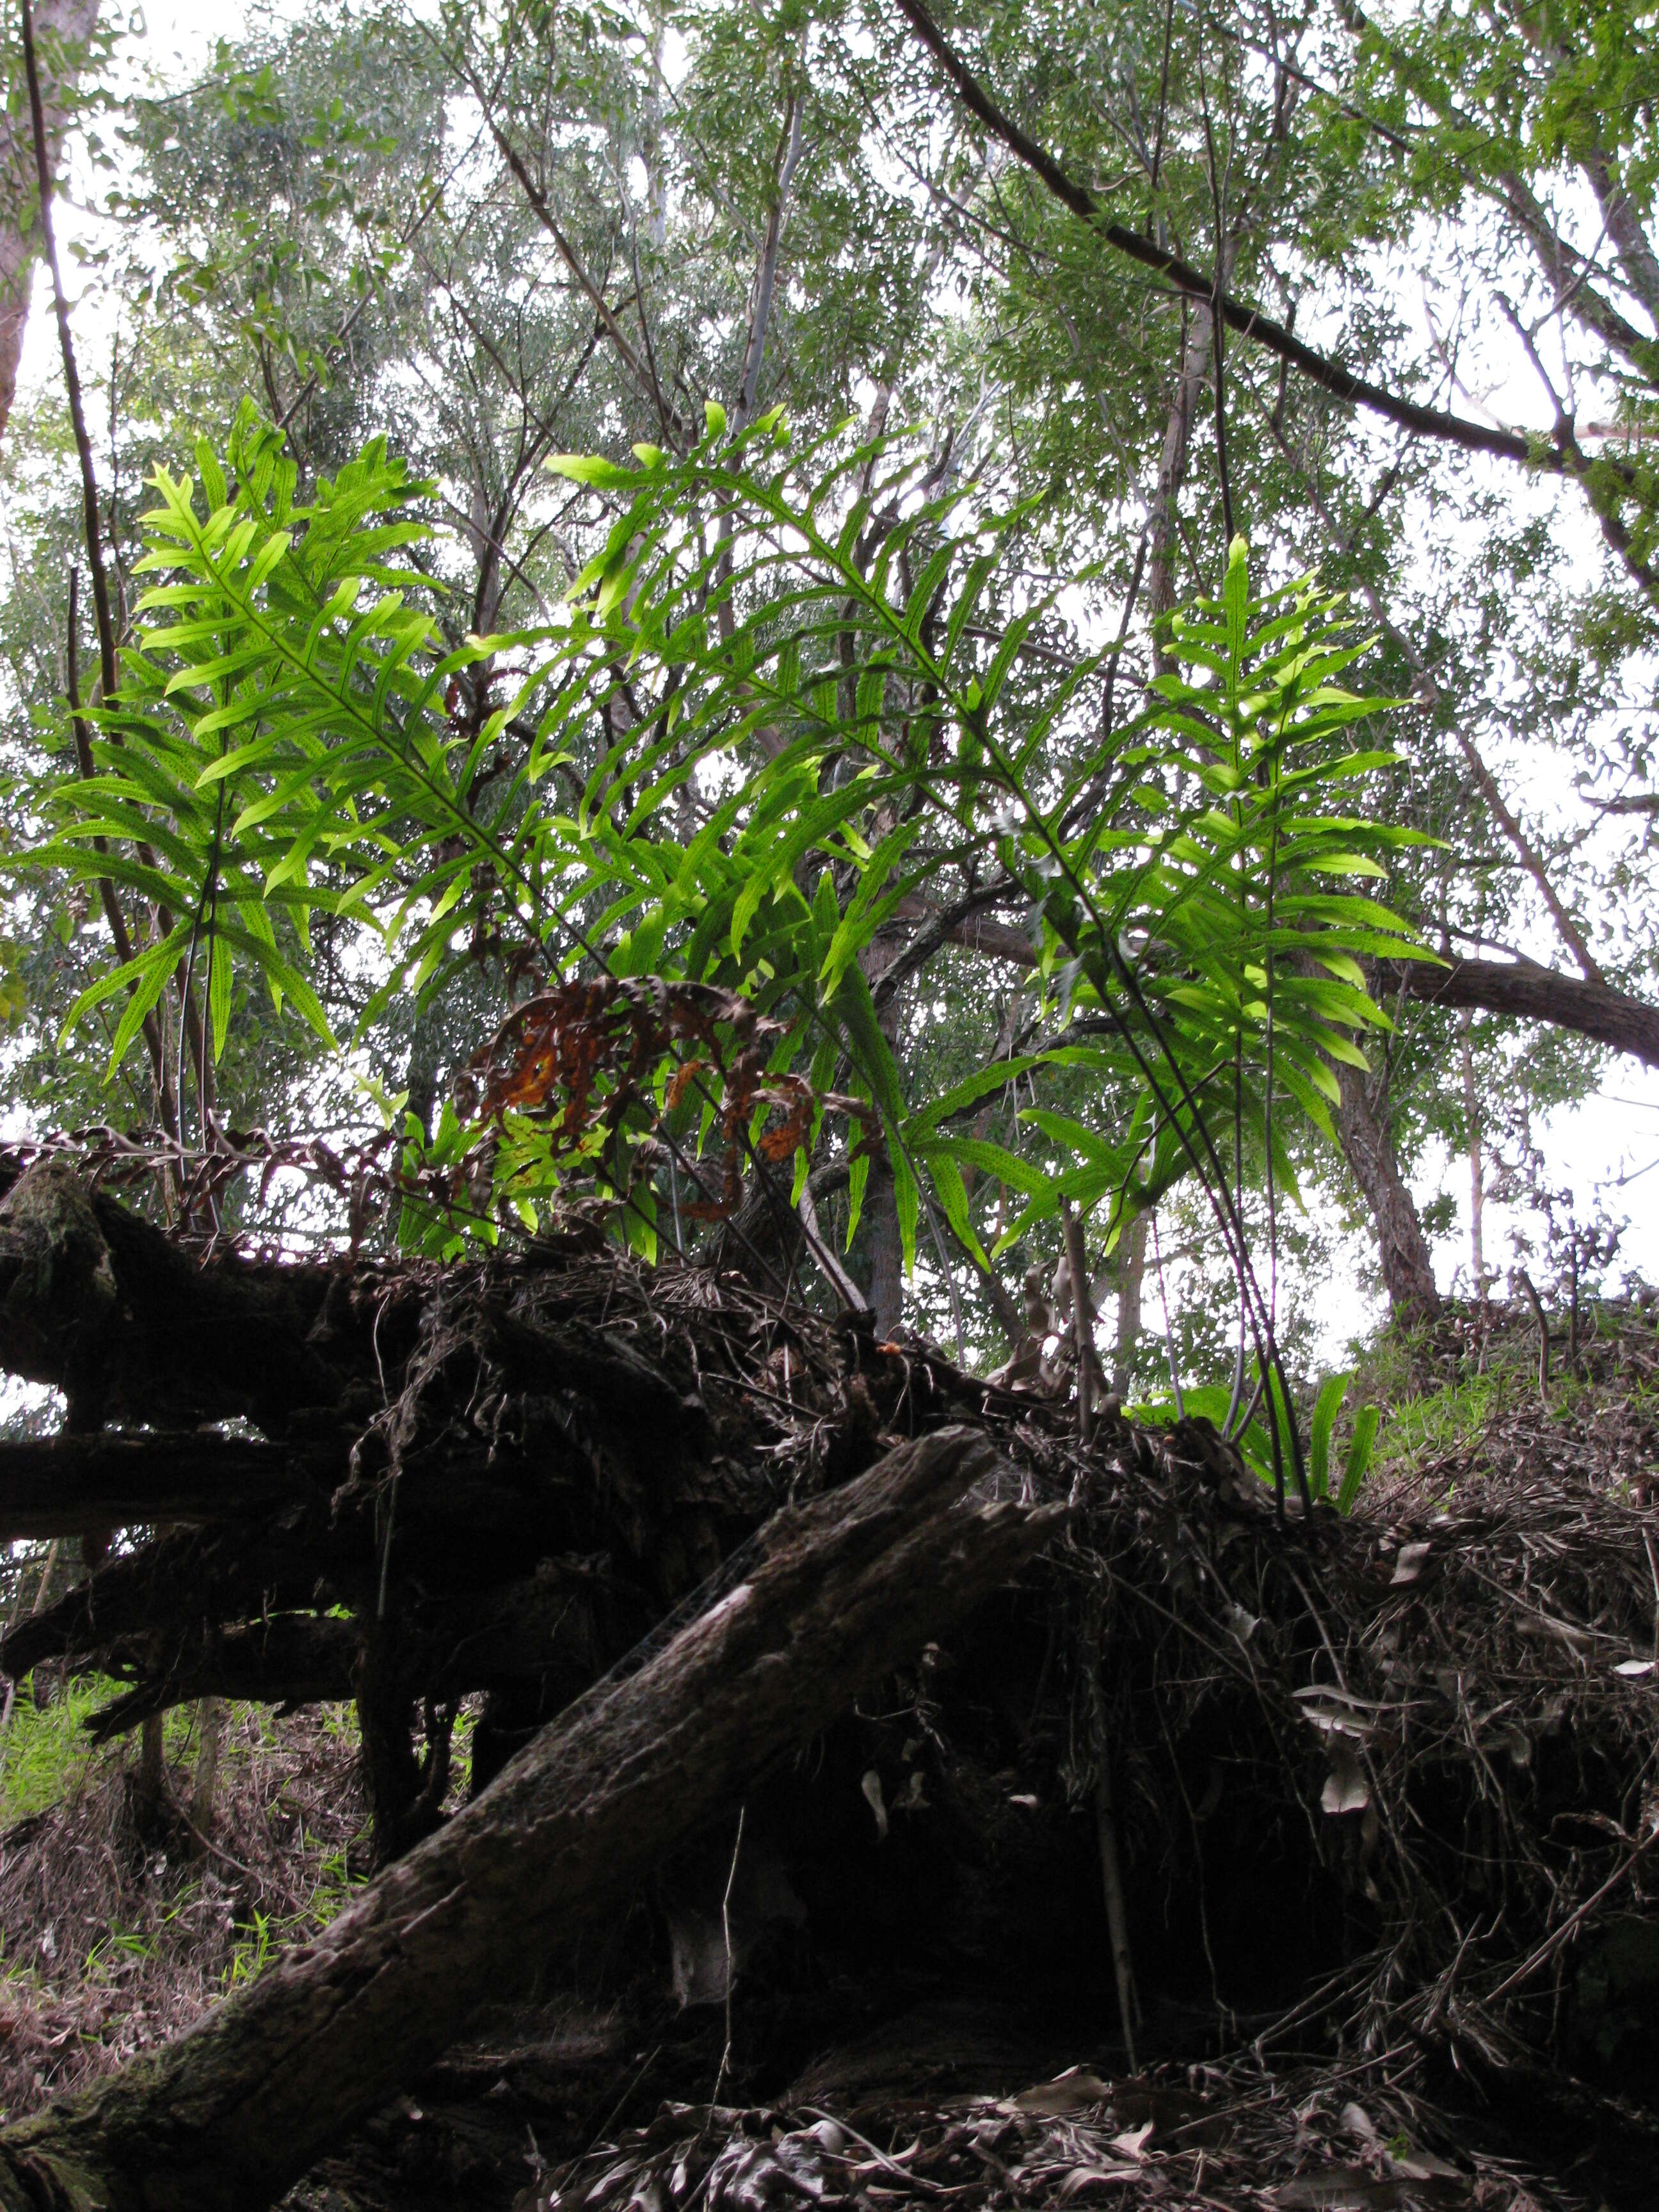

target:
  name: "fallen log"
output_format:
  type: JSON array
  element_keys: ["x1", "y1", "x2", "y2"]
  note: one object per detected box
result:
[
  {"x1": 0, "y1": 1434, "x2": 317, "y2": 1542},
  {"x1": 0, "y1": 1424, "x2": 1064, "y2": 2212},
  {"x1": 77, "y1": 1565, "x2": 621, "y2": 1741},
  {"x1": 3, "y1": 1528, "x2": 328, "y2": 1681},
  {"x1": 79, "y1": 1615, "x2": 361, "y2": 1740},
  {"x1": 0, "y1": 1157, "x2": 365, "y2": 1431},
  {"x1": 0, "y1": 1167, "x2": 929, "y2": 1850}
]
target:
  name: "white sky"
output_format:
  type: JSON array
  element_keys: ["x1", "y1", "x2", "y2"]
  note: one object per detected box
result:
[{"x1": 13, "y1": 0, "x2": 1659, "y2": 1370}]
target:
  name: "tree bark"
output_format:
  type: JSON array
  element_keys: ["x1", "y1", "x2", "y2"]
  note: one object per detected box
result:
[
  {"x1": 0, "y1": 1426, "x2": 1062, "y2": 2212},
  {"x1": 859, "y1": 924, "x2": 911, "y2": 1338},
  {"x1": 1332, "y1": 1057, "x2": 1439, "y2": 1328},
  {"x1": 132, "y1": 1711, "x2": 164, "y2": 1815},
  {"x1": 36, "y1": 1561, "x2": 622, "y2": 1743},
  {"x1": 79, "y1": 1617, "x2": 360, "y2": 1742},
  {"x1": 0, "y1": 1158, "x2": 360, "y2": 1432},
  {"x1": 0, "y1": 0, "x2": 99, "y2": 445},
  {"x1": 865, "y1": 1155, "x2": 904, "y2": 1338}
]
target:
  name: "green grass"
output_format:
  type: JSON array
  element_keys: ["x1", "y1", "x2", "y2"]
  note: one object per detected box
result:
[
  {"x1": 1365, "y1": 1368, "x2": 1509, "y2": 1482},
  {"x1": 0, "y1": 1678, "x2": 198, "y2": 1830},
  {"x1": 1344, "y1": 1295, "x2": 1659, "y2": 1499},
  {"x1": 0, "y1": 1673, "x2": 358, "y2": 1833}
]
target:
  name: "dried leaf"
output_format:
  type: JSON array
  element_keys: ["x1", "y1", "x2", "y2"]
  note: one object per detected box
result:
[
  {"x1": 1386, "y1": 2147, "x2": 1461, "y2": 2181},
  {"x1": 860, "y1": 1768, "x2": 888, "y2": 1841},
  {"x1": 1390, "y1": 1541, "x2": 1432, "y2": 1587},
  {"x1": 1004, "y1": 2069, "x2": 1113, "y2": 2116},
  {"x1": 1057, "y1": 2166, "x2": 1141, "y2": 2195}
]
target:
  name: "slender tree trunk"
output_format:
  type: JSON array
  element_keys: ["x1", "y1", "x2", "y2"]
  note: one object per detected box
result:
[
  {"x1": 865, "y1": 1158, "x2": 904, "y2": 1339},
  {"x1": 1459, "y1": 1011, "x2": 1489, "y2": 1310},
  {"x1": 0, "y1": 0, "x2": 100, "y2": 445},
  {"x1": 189, "y1": 1697, "x2": 225, "y2": 1846},
  {"x1": 1114, "y1": 1214, "x2": 1146, "y2": 1394},
  {"x1": 134, "y1": 1711, "x2": 165, "y2": 1811},
  {"x1": 1333, "y1": 1057, "x2": 1439, "y2": 1329},
  {"x1": 24, "y1": 1539, "x2": 62, "y2": 1708}
]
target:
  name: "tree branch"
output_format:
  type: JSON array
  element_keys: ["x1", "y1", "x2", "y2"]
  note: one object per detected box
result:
[
  {"x1": 479, "y1": 108, "x2": 687, "y2": 451},
  {"x1": 735, "y1": 59, "x2": 808, "y2": 428},
  {"x1": 888, "y1": 0, "x2": 1552, "y2": 468},
  {"x1": 1384, "y1": 954, "x2": 1659, "y2": 1070}
]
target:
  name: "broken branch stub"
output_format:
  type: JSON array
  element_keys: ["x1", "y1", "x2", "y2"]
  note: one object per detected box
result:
[{"x1": 0, "y1": 1425, "x2": 1064, "y2": 2212}]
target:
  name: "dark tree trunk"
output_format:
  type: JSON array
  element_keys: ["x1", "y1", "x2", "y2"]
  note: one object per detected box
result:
[
  {"x1": 0, "y1": 1429, "x2": 1060, "y2": 2212},
  {"x1": 865, "y1": 1154, "x2": 904, "y2": 1338},
  {"x1": 0, "y1": 1432, "x2": 311, "y2": 1541},
  {"x1": 1381, "y1": 954, "x2": 1659, "y2": 1070}
]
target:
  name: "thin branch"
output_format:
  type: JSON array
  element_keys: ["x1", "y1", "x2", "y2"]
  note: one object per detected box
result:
[
  {"x1": 1450, "y1": 728, "x2": 1603, "y2": 982},
  {"x1": 1197, "y1": 36, "x2": 1234, "y2": 546},
  {"x1": 482, "y1": 113, "x2": 686, "y2": 450},
  {"x1": 736, "y1": 61, "x2": 808, "y2": 428},
  {"x1": 1148, "y1": 0, "x2": 1177, "y2": 211},
  {"x1": 889, "y1": 0, "x2": 1553, "y2": 467},
  {"x1": 67, "y1": 568, "x2": 173, "y2": 1125},
  {"x1": 1240, "y1": 360, "x2": 1605, "y2": 982}
]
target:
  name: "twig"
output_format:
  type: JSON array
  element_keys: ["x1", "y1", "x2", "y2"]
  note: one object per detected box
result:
[
  {"x1": 1514, "y1": 1269, "x2": 1551, "y2": 1399},
  {"x1": 1091, "y1": 1663, "x2": 1141, "y2": 2071},
  {"x1": 173, "y1": 1797, "x2": 258, "y2": 1881},
  {"x1": 587, "y1": 2045, "x2": 662, "y2": 2154},
  {"x1": 1486, "y1": 1822, "x2": 1659, "y2": 2001},
  {"x1": 710, "y1": 1802, "x2": 746, "y2": 2108}
]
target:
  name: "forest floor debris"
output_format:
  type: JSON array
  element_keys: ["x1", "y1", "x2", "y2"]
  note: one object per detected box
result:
[
  {"x1": 0, "y1": 1289, "x2": 1655, "y2": 2206},
  {"x1": 0, "y1": 1701, "x2": 365, "y2": 2115},
  {"x1": 511, "y1": 2056, "x2": 1593, "y2": 2212}
]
